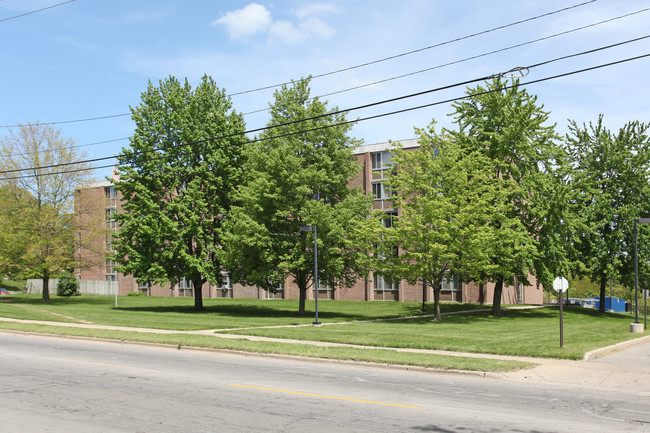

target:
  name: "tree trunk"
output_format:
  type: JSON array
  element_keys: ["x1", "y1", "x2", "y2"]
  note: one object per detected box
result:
[
  {"x1": 296, "y1": 273, "x2": 307, "y2": 316},
  {"x1": 478, "y1": 282, "x2": 484, "y2": 304},
  {"x1": 599, "y1": 273, "x2": 607, "y2": 314},
  {"x1": 298, "y1": 283, "x2": 307, "y2": 316},
  {"x1": 492, "y1": 277, "x2": 504, "y2": 316},
  {"x1": 192, "y1": 277, "x2": 204, "y2": 311},
  {"x1": 42, "y1": 273, "x2": 51, "y2": 303},
  {"x1": 421, "y1": 279, "x2": 427, "y2": 313},
  {"x1": 432, "y1": 282, "x2": 441, "y2": 321}
]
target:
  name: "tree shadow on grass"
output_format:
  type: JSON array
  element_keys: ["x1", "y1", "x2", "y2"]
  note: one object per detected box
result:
[{"x1": 114, "y1": 303, "x2": 390, "y2": 321}]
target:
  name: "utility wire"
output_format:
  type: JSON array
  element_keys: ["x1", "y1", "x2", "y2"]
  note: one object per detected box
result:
[
  {"x1": 2, "y1": 136, "x2": 129, "y2": 158},
  {"x1": 2, "y1": 50, "x2": 648, "y2": 180},
  {"x1": 2, "y1": 33, "x2": 646, "y2": 165},
  {"x1": 0, "y1": 0, "x2": 76, "y2": 23},
  {"x1": 7, "y1": 12, "x2": 650, "y2": 161},
  {"x1": 0, "y1": 0, "x2": 598, "y2": 129},
  {"x1": 229, "y1": 0, "x2": 598, "y2": 96}
]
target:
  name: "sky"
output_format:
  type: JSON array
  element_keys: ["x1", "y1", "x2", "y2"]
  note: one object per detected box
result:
[{"x1": 1, "y1": 0, "x2": 649, "y2": 180}]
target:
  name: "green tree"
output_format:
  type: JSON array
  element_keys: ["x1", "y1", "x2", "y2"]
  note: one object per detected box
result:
[
  {"x1": 222, "y1": 78, "x2": 371, "y2": 316},
  {"x1": 114, "y1": 75, "x2": 247, "y2": 310},
  {"x1": 565, "y1": 116, "x2": 650, "y2": 312},
  {"x1": 0, "y1": 123, "x2": 94, "y2": 302},
  {"x1": 364, "y1": 124, "x2": 528, "y2": 321},
  {"x1": 450, "y1": 77, "x2": 561, "y2": 315}
]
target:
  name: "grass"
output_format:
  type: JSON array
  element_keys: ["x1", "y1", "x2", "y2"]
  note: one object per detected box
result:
[
  {"x1": 0, "y1": 293, "x2": 645, "y2": 368},
  {"x1": 220, "y1": 306, "x2": 644, "y2": 359},
  {"x1": 0, "y1": 321, "x2": 530, "y2": 372},
  {"x1": 0, "y1": 293, "x2": 485, "y2": 330}
]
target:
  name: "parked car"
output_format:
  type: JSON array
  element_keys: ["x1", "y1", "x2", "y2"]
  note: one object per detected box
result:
[{"x1": 0, "y1": 288, "x2": 10, "y2": 295}]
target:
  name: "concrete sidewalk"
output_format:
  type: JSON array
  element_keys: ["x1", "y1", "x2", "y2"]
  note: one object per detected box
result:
[{"x1": 2, "y1": 316, "x2": 649, "y2": 394}]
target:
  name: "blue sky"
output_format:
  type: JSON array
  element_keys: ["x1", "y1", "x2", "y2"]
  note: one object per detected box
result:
[{"x1": 1, "y1": 0, "x2": 649, "y2": 180}]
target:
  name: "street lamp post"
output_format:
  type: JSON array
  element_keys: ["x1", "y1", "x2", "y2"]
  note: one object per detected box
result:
[
  {"x1": 634, "y1": 218, "x2": 650, "y2": 324},
  {"x1": 301, "y1": 224, "x2": 321, "y2": 325}
]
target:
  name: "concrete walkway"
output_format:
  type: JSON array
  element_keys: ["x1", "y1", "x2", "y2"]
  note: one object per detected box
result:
[{"x1": 2, "y1": 316, "x2": 649, "y2": 394}]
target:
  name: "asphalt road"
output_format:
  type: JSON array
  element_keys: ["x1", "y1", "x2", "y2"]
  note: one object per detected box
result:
[{"x1": 1, "y1": 332, "x2": 648, "y2": 432}]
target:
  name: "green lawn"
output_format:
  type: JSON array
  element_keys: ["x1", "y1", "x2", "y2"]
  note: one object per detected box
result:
[
  {"x1": 221, "y1": 306, "x2": 643, "y2": 359},
  {"x1": 0, "y1": 293, "x2": 484, "y2": 330},
  {"x1": 0, "y1": 293, "x2": 645, "y2": 365}
]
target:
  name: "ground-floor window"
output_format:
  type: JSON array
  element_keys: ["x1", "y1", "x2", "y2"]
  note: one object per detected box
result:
[
  {"x1": 215, "y1": 273, "x2": 233, "y2": 298},
  {"x1": 374, "y1": 274, "x2": 399, "y2": 301},
  {"x1": 263, "y1": 281, "x2": 284, "y2": 299},
  {"x1": 137, "y1": 281, "x2": 151, "y2": 296},
  {"x1": 440, "y1": 274, "x2": 462, "y2": 302},
  {"x1": 318, "y1": 278, "x2": 335, "y2": 300},
  {"x1": 178, "y1": 277, "x2": 193, "y2": 298}
]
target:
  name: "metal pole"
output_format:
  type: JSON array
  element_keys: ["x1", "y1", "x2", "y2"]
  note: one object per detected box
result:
[
  {"x1": 559, "y1": 288, "x2": 564, "y2": 348},
  {"x1": 313, "y1": 225, "x2": 320, "y2": 325},
  {"x1": 635, "y1": 219, "x2": 639, "y2": 323}
]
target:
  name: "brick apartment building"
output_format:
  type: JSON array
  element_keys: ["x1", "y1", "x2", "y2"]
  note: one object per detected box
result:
[{"x1": 75, "y1": 139, "x2": 543, "y2": 305}]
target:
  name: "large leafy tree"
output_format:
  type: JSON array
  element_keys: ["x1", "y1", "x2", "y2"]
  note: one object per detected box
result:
[
  {"x1": 0, "y1": 123, "x2": 94, "y2": 302},
  {"x1": 449, "y1": 78, "x2": 563, "y2": 315},
  {"x1": 566, "y1": 116, "x2": 650, "y2": 312},
  {"x1": 364, "y1": 124, "x2": 528, "y2": 321},
  {"x1": 114, "y1": 75, "x2": 247, "y2": 310},
  {"x1": 222, "y1": 78, "x2": 371, "y2": 316}
]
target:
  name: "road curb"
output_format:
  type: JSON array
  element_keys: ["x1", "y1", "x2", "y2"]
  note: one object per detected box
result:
[{"x1": 583, "y1": 334, "x2": 650, "y2": 361}]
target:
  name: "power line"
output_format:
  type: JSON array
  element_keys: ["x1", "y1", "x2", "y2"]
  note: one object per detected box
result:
[
  {"x1": 0, "y1": 0, "x2": 598, "y2": 129},
  {"x1": 6, "y1": 9, "x2": 649, "y2": 162},
  {"x1": 0, "y1": 0, "x2": 76, "y2": 24},
  {"x1": 2, "y1": 136, "x2": 129, "y2": 158},
  {"x1": 2, "y1": 50, "x2": 648, "y2": 181},
  {"x1": 229, "y1": 0, "x2": 598, "y2": 96},
  {"x1": 3, "y1": 30, "x2": 647, "y2": 161}
]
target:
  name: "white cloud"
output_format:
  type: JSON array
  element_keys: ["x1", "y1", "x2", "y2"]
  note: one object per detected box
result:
[
  {"x1": 293, "y1": 3, "x2": 340, "y2": 19},
  {"x1": 299, "y1": 17, "x2": 335, "y2": 38},
  {"x1": 213, "y1": 2, "x2": 338, "y2": 44},
  {"x1": 212, "y1": 3, "x2": 272, "y2": 39},
  {"x1": 269, "y1": 20, "x2": 306, "y2": 45}
]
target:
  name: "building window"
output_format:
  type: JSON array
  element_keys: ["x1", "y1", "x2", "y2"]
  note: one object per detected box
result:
[
  {"x1": 137, "y1": 281, "x2": 151, "y2": 296},
  {"x1": 374, "y1": 274, "x2": 399, "y2": 301},
  {"x1": 440, "y1": 273, "x2": 462, "y2": 302},
  {"x1": 382, "y1": 211, "x2": 397, "y2": 228},
  {"x1": 105, "y1": 274, "x2": 117, "y2": 283},
  {"x1": 178, "y1": 277, "x2": 193, "y2": 297},
  {"x1": 105, "y1": 186, "x2": 118, "y2": 207},
  {"x1": 105, "y1": 208, "x2": 118, "y2": 232},
  {"x1": 215, "y1": 273, "x2": 233, "y2": 298},
  {"x1": 372, "y1": 182, "x2": 393, "y2": 200},
  {"x1": 263, "y1": 281, "x2": 284, "y2": 299},
  {"x1": 105, "y1": 259, "x2": 116, "y2": 275},
  {"x1": 371, "y1": 151, "x2": 392, "y2": 171},
  {"x1": 318, "y1": 277, "x2": 335, "y2": 300}
]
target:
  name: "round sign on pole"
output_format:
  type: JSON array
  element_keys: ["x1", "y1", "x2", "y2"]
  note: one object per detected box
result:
[{"x1": 553, "y1": 277, "x2": 569, "y2": 293}]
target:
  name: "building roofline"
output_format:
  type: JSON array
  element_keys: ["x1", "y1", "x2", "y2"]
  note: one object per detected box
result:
[{"x1": 353, "y1": 138, "x2": 419, "y2": 155}]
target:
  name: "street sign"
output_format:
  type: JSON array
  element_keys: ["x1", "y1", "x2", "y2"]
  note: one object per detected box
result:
[{"x1": 553, "y1": 277, "x2": 569, "y2": 293}]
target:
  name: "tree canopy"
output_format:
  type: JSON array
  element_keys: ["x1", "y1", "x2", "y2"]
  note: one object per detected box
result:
[
  {"x1": 0, "y1": 123, "x2": 94, "y2": 302},
  {"x1": 363, "y1": 124, "x2": 529, "y2": 320},
  {"x1": 449, "y1": 77, "x2": 562, "y2": 315},
  {"x1": 565, "y1": 116, "x2": 650, "y2": 311},
  {"x1": 114, "y1": 75, "x2": 247, "y2": 310},
  {"x1": 222, "y1": 78, "x2": 371, "y2": 316}
]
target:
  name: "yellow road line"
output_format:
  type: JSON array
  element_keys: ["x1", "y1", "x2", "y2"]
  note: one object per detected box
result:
[
  {"x1": 50, "y1": 357, "x2": 161, "y2": 372},
  {"x1": 229, "y1": 383, "x2": 424, "y2": 410}
]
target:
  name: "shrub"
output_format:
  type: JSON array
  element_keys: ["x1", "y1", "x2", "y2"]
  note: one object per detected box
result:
[
  {"x1": 56, "y1": 272, "x2": 80, "y2": 297},
  {"x1": 127, "y1": 291, "x2": 144, "y2": 296}
]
